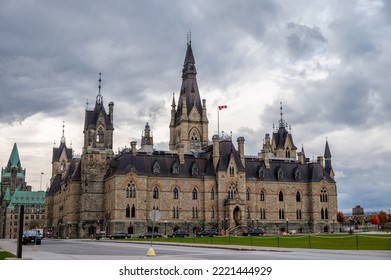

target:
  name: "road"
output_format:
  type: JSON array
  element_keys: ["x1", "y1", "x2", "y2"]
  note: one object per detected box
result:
[{"x1": 1, "y1": 238, "x2": 390, "y2": 260}]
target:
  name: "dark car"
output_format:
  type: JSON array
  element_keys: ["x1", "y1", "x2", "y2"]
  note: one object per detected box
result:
[
  {"x1": 167, "y1": 230, "x2": 190, "y2": 238},
  {"x1": 22, "y1": 230, "x2": 42, "y2": 245},
  {"x1": 109, "y1": 232, "x2": 131, "y2": 239},
  {"x1": 242, "y1": 228, "x2": 265, "y2": 236},
  {"x1": 196, "y1": 229, "x2": 218, "y2": 237},
  {"x1": 138, "y1": 231, "x2": 161, "y2": 238}
]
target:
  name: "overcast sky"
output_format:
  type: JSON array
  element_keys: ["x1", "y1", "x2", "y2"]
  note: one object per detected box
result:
[{"x1": 1, "y1": 0, "x2": 390, "y2": 214}]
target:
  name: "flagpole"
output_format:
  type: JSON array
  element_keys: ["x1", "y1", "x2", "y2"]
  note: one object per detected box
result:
[{"x1": 217, "y1": 106, "x2": 220, "y2": 137}]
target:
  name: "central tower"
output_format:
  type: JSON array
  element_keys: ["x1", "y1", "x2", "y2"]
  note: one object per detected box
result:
[{"x1": 169, "y1": 38, "x2": 209, "y2": 152}]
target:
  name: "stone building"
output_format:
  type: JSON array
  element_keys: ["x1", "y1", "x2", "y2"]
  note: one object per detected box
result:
[
  {"x1": 45, "y1": 41, "x2": 337, "y2": 238},
  {"x1": 0, "y1": 143, "x2": 46, "y2": 238}
]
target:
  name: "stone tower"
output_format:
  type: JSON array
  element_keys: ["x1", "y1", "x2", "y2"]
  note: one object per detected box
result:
[
  {"x1": 51, "y1": 122, "x2": 73, "y2": 184},
  {"x1": 80, "y1": 73, "x2": 114, "y2": 233},
  {"x1": 169, "y1": 39, "x2": 209, "y2": 152}
]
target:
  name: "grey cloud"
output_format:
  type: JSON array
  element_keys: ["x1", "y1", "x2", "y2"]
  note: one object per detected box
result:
[{"x1": 285, "y1": 23, "x2": 327, "y2": 60}]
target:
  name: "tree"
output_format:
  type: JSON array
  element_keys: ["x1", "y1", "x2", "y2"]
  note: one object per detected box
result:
[
  {"x1": 378, "y1": 210, "x2": 388, "y2": 229},
  {"x1": 337, "y1": 211, "x2": 346, "y2": 223},
  {"x1": 370, "y1": 213, "x2": 380, "y2": 227}
]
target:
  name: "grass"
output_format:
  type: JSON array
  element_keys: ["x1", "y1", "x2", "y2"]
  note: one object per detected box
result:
[
  {"x1": 0, "y1": 250, "x2": 16, "y2": 260},
  {"x1": 130, "y1": 234, "x2": 391, "y2": 250}
]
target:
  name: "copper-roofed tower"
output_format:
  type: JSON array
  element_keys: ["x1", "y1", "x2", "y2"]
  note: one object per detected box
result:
[{"x1": 169, "y1": 35, "x2": 209, "y2": 152}]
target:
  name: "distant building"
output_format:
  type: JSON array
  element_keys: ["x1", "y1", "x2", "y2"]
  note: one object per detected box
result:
[
  {"x1": 45, "y1": 40, "x2": 338, "y2": 238},
  {"x1": 352, "y1": 205, "x2": 364, "y2": 216},
  {"x1": 0, "y1": 143, "x2": 46, "y2": 238}
]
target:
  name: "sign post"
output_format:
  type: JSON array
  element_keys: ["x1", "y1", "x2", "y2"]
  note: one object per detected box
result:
[{"x1": 147, "y1": 209, "x2": 160, "y2": 257}]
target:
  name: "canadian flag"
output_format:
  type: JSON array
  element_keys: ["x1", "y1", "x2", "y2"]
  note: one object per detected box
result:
[{"x1": 218, "y1": 105, "x2": 227, "y2": 110}]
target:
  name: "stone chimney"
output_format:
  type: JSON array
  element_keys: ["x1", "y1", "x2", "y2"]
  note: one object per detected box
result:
[
  {"x1": 212, "y1": 135, "x2": 220, "y2": 170},
  {"x1": 130, "y1": 141, "x2": 137, "y2": 155},
  {"x1": 177, "y1": 143, "x2": 185, "y2": 164},
  {"x1": 237, "y1": 137, "x2": 245, "y2": 167},
  {"x1": 317, "y1": 156, "x2": 324, "y2": 167},
  {"x1": 109, "y1": 101, "x2": 114, "y2": 124}
]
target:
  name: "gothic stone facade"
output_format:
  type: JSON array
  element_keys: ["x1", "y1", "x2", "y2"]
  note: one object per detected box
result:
[{"x1": 45, "y1": 42, "x2": 337, "y2": 238}]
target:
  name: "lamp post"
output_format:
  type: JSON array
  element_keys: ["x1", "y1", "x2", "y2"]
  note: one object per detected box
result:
[
  {"x1": 256, "y1": 218, "x2": 259, "y2": 229},
  {"x1": 164, "y1": 220, "x2": 167, "y2": 235},
  {"x1": 349, "y1": 217, "x2": 352, "y2": 234},
  {"x1": 286, "y1": 219, "x2": 289, "y2": 234}
]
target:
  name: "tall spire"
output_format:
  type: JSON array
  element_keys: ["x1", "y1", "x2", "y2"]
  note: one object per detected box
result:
[
  {"x1": 279, "y1": 102, "x2": 285, "y2": 128},
  {"x1": 96, "y1": 72, "x2": 103, "y2": 105},
  {"x1": 8, "y1": 143, "x2": 21, "y2": 168},
  {"x1": 60, "y1": 121, "x2": 66, "y2": 144}
]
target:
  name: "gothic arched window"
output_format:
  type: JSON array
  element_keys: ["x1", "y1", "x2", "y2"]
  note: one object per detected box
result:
[
  {"x1": 279, "y1": 191, "x2": 284, "y2": 202},
  {"x1": 97, "y1": 127, "x2": 104, "y2": 143},
  {"x1": 153, "y1": 186, "x2": 159, "y2": 199},
  {"x1": 260, "y1": 190, "x2": 265, "y2": 201},
  {"x1": 173, "y1": 187, "x2": 179, "y2": 199},
  {"x1": 296, "y1": 191, "x2": 301, "y2": 202},
  {"x1": 192, "y1": 188, "x2": 198, "y2": 200}
]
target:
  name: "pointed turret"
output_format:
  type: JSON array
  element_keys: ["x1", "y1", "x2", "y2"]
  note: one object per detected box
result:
[
  {"x1": 8, "y1": 143, "x2": 21, "y2": 169},
  {"x1": 140, "y1": 122, "x2": 154, "y2": 153},
  {"x1": 83, "y1": 73, "x2": 114, "y2": 151},
  {"x1": 324, "y1": 139, "x2": 334, "y2": 178},
  {"x1": 51, "y1": 122, "x2": 73, "y2": 181},
  {"x1": 169, "y1": 36, "x2": 209, "y2": 152}
]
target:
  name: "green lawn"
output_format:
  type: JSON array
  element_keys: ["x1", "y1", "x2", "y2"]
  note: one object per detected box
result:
[
  {"x1": 0, "y1": 251, "x2": 16, "y2": 260},
  {"x1": 132, "y1": 234, "x2": 391, "y2": 250}
]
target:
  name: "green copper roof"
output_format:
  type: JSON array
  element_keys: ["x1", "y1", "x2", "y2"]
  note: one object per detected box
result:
[
  {"x1": 7, "y1": 189, "x2": 46, "y2": 209},
  {"x1": 3, "y1": 187, "x2": 11, "y2": 200},
  {"x1": 8, "y1": 143, "x2": 21, "y2": 168}
]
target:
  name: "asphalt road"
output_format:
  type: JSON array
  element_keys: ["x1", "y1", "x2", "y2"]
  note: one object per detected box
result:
[{"x1": 1, "y1": 238, "x2": 390, "y2": 260}]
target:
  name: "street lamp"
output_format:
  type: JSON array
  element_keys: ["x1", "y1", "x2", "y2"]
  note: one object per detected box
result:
[
  {"x1": 286, "y1": 219, "x2": 289, "y2": 234},
  {"x1": 164, "y1": 220, "x2": 167, "y2": 235},
  {"x1": 349, "y1": 217, "x2": 352, "y2": 234}
]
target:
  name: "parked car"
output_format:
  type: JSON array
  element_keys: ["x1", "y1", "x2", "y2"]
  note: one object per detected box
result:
[
  {"x1": 138, "y1": 231, "x2": 161, "y2": 238},
  {"x1": 242, "y1": 228, "x2": 265, "y2": 236},
  {"x1": 167, "y1": 230, "x2": 190, "y2": 238},
  {"x1": 195, "y1": 229, "x2": 218, "y2": 237},
  {"x1": 95, "y1": 231, "x2": 107, "y2": 240},
  {"x1": 109, "y1": 232, "x2": 131, "y2": 239},
  {"x1": 22, "y1": 230, "x2": 42, "y2": 245}
]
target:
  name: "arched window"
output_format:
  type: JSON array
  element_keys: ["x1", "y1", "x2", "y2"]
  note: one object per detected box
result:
[
  {"x1": 211, "y1": 207, "x2": 215, "y2": 219},
  {"x1": 190, "y1": 129, "x2": 201, "y2": 150},
  {"x1": 321, "y1": 208, "x2": 324, "y2": 219},
  {"x1": 97, "y1": 127, "x2": 104, "y2": 143},
  {"x1": 260, "y1": 208, "x2": 266, "y2": 220},
  {"x1": 229, "y1": 166, "x2": 235, "y2": 177},
  {"x1": 279, "y1": 191, "x2": 284, "y2": 202},
  {"x1": 246, "y1": 208, "x2": 251, "y2": 219},
  {"x1": 246, "y1": 189, "x2": 250, "y2": 201},
  {"x1": 173, "y1": 187, "x2": 179, "y2": 199},
  {"x1": 131, "y1": 204, "x2": 136, "y2": 218},
  {"x1": 258, "y1": 166, "x2": 265, "y2": 179},
  {"x1": 153, "y1": 186, "x2": 159, "y2": 199},
  {"x1": 320, "y1": 188, "x2": 328, "y2": 202},
  {"x1": 296, "y1": 209, "x2": 302, "y2": 219},
  {"x1": 296, "y1": 191, "x2": 301, "y2": 202},
  {"x1": 260, "y1": 190, "x2": 265, "y2": 201},
  {"x1": 279, "y1": 208, "x2": 285, "y2": 219},
  {"x1": 126, "y1": 204, "x2": 130, "y2": 218},
  {"x1": 192, "y1": 188, "x2": 198, "y2": 200},
  {"x1": 127, "y1": 182, "x2": 136, "y2": 198},
  {"x1": 277, "y1": 167, "x2": 284, "y2": 180},
  {"x1": 325, "y1": 208, "x2": 328, "y2": 219},
  {"x1": 210, "y1": 188, "x2": 215, "y2": 200},
  {"x1": 228, "y1": 184, "x2": 236, "y2": 200}
]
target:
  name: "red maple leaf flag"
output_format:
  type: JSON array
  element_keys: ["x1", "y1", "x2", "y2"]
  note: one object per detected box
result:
[{"x1": 218, "y1": 105, "x2": 227, "y2": 110}]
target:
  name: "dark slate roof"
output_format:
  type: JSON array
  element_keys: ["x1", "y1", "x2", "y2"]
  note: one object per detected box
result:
[
  {"x1": 245, "y1": 158, "x2": 335, "y2": 183},
  {"x1": 64, "y1": 158, "x2": 81, "y2": 182},
  {"x1": 47, "y1": 174, "x2": 62, "y2": 195},
  {"x1": 84, "y1": 102, "x2": 113, "y2": 130},
  {"x1": 214, "y1": 140, "x2": 246, "y2": 172},
  {"x1": 273, "y1": 127, "x2": 297, "y2": 149},
  {"x1": 106, "y1": 151, "x2": 212, "y2": 178},
  {"x1": 52, "y1": 142, "x2": 73, "y2": 162},
  {"x1": 175, "y1": 43, "x2": 203, "y2": 126}
]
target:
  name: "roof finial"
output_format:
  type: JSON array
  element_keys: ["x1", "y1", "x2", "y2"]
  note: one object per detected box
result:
[
  {"x1": 96, "y1": 72, "x2": 103, "y2": 104},
  {"x1": 60, "y1": 121, "x2": 66, "y2": 144},
  {"x1": 187, "y1": 31, "x2": 192, "y2": 46},
  {"x1": 279, "y1": 101, "x2": 285, "y2": 128}
]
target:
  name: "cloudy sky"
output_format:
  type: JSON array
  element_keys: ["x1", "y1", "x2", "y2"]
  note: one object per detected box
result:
[{"x1": 1, "y1": 0, "x2": 390, "y2": 214}]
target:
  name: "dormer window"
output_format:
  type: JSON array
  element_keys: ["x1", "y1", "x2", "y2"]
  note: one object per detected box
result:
[
  {"x1": 172, "y1": 161, "x2": 180, "y2": 175},
  {"x1": 277, "y1": 167, "x2": 284, "y2": 180},
  {"x1": 153, "y1": 160, "x2": 160, "y2": 174},
  {"x1": 191, "y1": 162, "x2": 199, "y2": 176}
]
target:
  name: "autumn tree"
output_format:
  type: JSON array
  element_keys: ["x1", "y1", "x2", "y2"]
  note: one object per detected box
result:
[
  {"x1": 378, "y1": 210, "x2": 388, "y2": 228},
  {"x1": 370, "y1": 213, "x2": 380, "y2": 227},
  {"x1": 337, "y1": 211, "x2": 346, "y2": 223}
]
